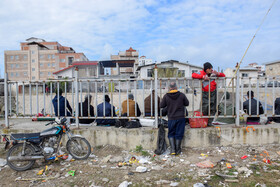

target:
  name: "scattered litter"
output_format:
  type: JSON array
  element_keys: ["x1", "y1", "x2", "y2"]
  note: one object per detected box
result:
[
  {"x1": 0, "y1": 158, "x2": 7, "y2": 167},
  {"x1": 241, "y1": 155, "x2": 248, "y2": 160},
  {"x1": 119, "y1": 181, "x2": 132, "y2": 187},
  {"x1": 170, "y1": 182, "x2": 179, "y2": 186},
  {"x1": 68, "y1": 170, "x2": 75, "y2": 176},
  {"x1": 156, "y1": 180, "x2": 171, "y2": 185},
  {"x1": 225, "y1": 179, "x2": 239, "y2": 183},
  {"x1": 226, "y1": 163, "x2": 232, "y2": 168},
  {"x1": 15, "y1": 177, "x2": 56, "y2": 181},
  {"x1": 262, "y1": 158, "x2": 271, "y2": 164},
  {"x1": 65, "y1": 154, "x2": 73, "y2": 162},
  {"x1": 215, "y1": 171, "x2": 238, "y2": 179},
  {"x1": 136, "y1": 166, "x2": 147, "y2": 173},
  {"x1": 102, "y1": 178, "x2": 109, "y2": 183},
  {"x1": 101, "y1": 155, "x2": 112, "y2": 163},
  {"x1": 101, "y1": 165, "x2": 107, "y2": 168},
  {"x1": 193, "y1": 183, "x2": 205, "y2": 187},
  {"x1": 196, "y1": 160, "x2": 214, "y2": 168},
  {"x1": 129, "y1": 157, "x2": 139, "y2": 164}
]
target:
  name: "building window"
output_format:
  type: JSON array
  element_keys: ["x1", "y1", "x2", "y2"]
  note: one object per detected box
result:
[
  {"x1": 60, "y1": 59, "x2": 65, "y2": 62},
  {"x1": 24, "y1": 72, "x2": 27, "y2": 76},
  {"x1": 32, "y1": 51, "x2": 35, "y2": 54},
  {"x1": 48, "y1": 63, "x2": 51, "y2": 67},
  {"x1": 68, "y1": 57, "x2": 74, "y2": 65},
  {"x1": 192, "y1": 70, "x2": 198, "y2": 74},
  {"x1": 11, "y1": 64, "x2": 14, "y2": 69},
  {"x1": 40, "y1": 63, "x2": 43, "y2": 67},
  {"x1": 32, "y1": 59, "x2": 35, "y2": 63},
  {"x1": 16, "y1": 64, "x2": 19, "y2": 68},
  {"x1": 15, "y1": 55, "x2": 19, "y2": 60},
  {"x1": 147, "y1": 69, "x2": 153, "y2": 77},
  {"x1": 40, "y1": 54, "x2": 44, "y2": 59},
  {"x1": 24, "y1": 55, "x2": 27, "y2": 60},
  {"x1": 48, "y1": 72, "x2": 51, "y2": 76},
  {"x1": 48, "y1": 55, "x2": 51, "y2": 59},
  {"x1": 242, "y1": 73, "x2": 248, "y2": 77},
  {"x1": 32, "y1": 76, "x2": 35, "y2": 80},
  {"x1": 40, "y1": 72, "x2": 44, "y2": 76},
  {"x1": 16, "y1": 72, "x2": 19, "y2": 77},
  {"x1": 24, "y1": 63, "x2": 27, "y2": 68},
  {"x1": 10, "y1": 56, "x2": 14, "y2": 60},
  {"x1": 32, "y1": 68, "x2": 35, "y2": 71},
  {"x1": 178, "y1": 70, "x2": 185, "y2": 77},
  {"x1": 52, "y1": 63, "x2": 55, "y2": 67},
  {"x1": 10, "y1": 72, "x2": 14, "y2": 77},
  {"x1": 52, "y1": 54, "x2": 55, "y2": 59}
]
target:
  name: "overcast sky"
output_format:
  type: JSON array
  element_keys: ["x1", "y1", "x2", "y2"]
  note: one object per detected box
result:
[{"x1": 1, "y1": 0, "x2": 280, "y2": 77}]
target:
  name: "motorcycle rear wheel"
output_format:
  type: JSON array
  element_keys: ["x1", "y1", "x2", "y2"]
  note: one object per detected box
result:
[
  {"x1": 66, "y1": 137, "x2": 91, "y2": 160},
  {"x1": 6, "y1": 143, "x2": 35, "y2": 171}
]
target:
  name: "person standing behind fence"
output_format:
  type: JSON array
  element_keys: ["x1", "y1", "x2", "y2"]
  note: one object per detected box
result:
[
  {"x1": 122, "y1": 93, "x2": 141, "y2": 117},
  {"x1": 52, "y1": 88, "x2": 72, "y2": 117},
  {"x1": 267, "y1": 97, "x2": 280, "y2": 123},
  {"x1": 160, "y1": 82, "x2": 189, "y2": 155},
  {"x1": 78, "y1": 94, "x2": 95, "y2": 124},
  {"x1": 144, "y1": 90, "x2": 160, "y2": 116},
  {"x1": 96, "y1": 95, "x2": 116, "y2": 126},
  {"x1": 192, "y1": 62, "x2": 225, "y2": 127},
  {"x1": 243, "y1": 91, "x2": 264, "y2": 124}
]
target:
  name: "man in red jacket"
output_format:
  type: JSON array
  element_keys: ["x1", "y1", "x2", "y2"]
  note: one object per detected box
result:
[{"x1": 192, "y1": 62, "x2": 225, "y2": 127}]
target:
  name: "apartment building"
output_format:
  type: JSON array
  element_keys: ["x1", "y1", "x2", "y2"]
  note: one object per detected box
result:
[
  {"x1": 111, "y1": 47, "x2": 139, "y2": 74},
  {"x1": 4, "y1": 37, "x2": 88, "y2": 81}
]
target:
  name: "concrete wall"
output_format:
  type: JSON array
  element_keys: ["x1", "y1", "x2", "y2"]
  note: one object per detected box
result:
[{"x1": 1, "y1": 125, "x2": 280, "y2": 150}]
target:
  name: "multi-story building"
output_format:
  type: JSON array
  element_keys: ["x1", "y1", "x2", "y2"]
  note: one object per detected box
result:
[
  {"x1": 111, "y1": 47, "x2": 139, "y2": 74},
  {"x1": 4, "y1": 37, "x2": 88, "y2": 81},
  {"x1": 264, "y1": 60, "x2": 280, "y2": 77},
  {"x1": 138, "y1": 56, "x2": 153, "y2": 66}
]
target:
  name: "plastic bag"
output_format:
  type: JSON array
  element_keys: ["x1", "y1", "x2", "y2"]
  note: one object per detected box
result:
[
  {"x1": 189, "y1": 111, "x2": 208, "y2": 128},
  {"x1": 154, "y1": 123, "x2": 167, "y2": 155}
]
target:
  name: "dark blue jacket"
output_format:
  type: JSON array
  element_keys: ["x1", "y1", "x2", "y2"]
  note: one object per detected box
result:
[
  {"x1": 52, "y1": 95, "x2": 72, "y2": 116},
  {"x1": 96, "y1": 102, "x2": 116, "y2": 125}
]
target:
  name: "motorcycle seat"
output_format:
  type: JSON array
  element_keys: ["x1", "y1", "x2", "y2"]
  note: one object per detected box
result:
[{"x1": 11, "y1": 133, "x2": 40, "y2": 141}]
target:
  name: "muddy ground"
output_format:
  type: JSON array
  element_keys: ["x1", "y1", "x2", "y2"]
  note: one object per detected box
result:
[{"x1": 0, "y1": 143, "x2": 280, "y2": 187}]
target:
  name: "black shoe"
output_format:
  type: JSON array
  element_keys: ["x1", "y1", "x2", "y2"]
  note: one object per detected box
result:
[
  {"x1": 208, "y1": 123, "x2": 214, "y2": 127},
  {"x1": 175, "y1": 139, "x2": 182, "y2": 155},
  {"x1": 169, "y1": 138, "x2": 176, "y2": 155}
]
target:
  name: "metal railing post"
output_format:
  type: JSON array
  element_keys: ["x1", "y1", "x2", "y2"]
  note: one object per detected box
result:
[
  {"x1": 154, "y1": 65, "x2": 158, "y2": 128},
  {"x1": 4, "y1": 73, "x2": 9, "y2": 128},
  {"x1": 235, "y1": 69, "x2": 240, "y2": 126},
  {"x1": 75, "y1": 70, "x2": 79, "y2": 127}
]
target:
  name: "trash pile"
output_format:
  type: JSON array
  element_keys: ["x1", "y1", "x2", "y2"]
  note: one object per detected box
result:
[{"x1": 0, "y1": 144, "x2": 280, "y2": 186}]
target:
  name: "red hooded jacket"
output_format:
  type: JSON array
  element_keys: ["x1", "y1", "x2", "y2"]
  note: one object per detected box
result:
[{"x1": 192, "y1": 70, "x2": 225, "y2": 92}]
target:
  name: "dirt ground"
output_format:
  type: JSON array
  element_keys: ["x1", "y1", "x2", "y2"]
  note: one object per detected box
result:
[{"x1": 0, "y1": 143, "x2": 280, "y2": 187}]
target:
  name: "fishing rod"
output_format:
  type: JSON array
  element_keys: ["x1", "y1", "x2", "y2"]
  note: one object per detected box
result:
[{"x1": 214, "y1": 0, "x2": 277, "y2": 120}]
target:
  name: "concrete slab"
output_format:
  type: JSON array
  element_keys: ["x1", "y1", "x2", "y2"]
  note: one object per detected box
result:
[{"x1": 1, "y1": 119, "x2": 280, "y2": 150}]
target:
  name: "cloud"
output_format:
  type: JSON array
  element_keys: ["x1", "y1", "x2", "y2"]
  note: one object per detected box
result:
[{"x1": 1, "y1": 0, "x2": 280, "y2": 77}]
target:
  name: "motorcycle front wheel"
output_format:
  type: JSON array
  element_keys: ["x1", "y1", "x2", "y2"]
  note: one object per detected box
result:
[
  {"x1": 6, "y1": 143, "x2": 35, "y2": 171},
  {"x1": 66, "y1": 137, "x2": 91, "y2": 160}
]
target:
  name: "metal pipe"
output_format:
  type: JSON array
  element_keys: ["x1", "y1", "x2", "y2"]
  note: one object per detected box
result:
[
  {"x1": 4, "y1": 73, "x2": 9, "y2": 127},
  {"x1": 16, "y1": 82, "x2": 18, "y2": 116},
  {"x1": 235, "y1": 69, "x2": 240, "y2": 126},
  {"x1": 29, "y1": 82, "x2": 32, "y2": 115},
  {"x1": 43, "y1": 82, "x2": 46, "y2": 116},
  {"x1": 154, "y1": 67, "x2": 158, "y2": 128},
  {"x1": 23, "y1": 82, "x2": 25, "y2": 116},
  {"x1": 75, "y1": 70, "x2": 79, "y2": 127},
  {"x1": 36, "y1": 83, "x2": 39, "y2": 115}
]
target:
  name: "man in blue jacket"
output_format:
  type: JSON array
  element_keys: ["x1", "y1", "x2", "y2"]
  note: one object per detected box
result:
[
  {"x1": 52, "y1": 88, "x2": 72, "y2": 117},
  {"x1": 96, "y1": 95, "x2": 116, "y2": 126}
]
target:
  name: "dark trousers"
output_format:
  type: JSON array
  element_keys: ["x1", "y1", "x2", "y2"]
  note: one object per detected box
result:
[
  {"x1": 202, "y1": 91, "x2": 217, "y2": 125},
  {"x1": 168, "y1": 118, "x2": 186, "y2": 140}
]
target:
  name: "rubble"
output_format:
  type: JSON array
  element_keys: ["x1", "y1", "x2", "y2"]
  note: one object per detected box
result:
[{"x1": 0, "y1": 144, "x2": 280, "y2": 186}]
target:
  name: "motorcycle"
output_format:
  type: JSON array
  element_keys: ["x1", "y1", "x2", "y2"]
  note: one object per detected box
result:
[{"x1": 5, "y1": 118, "x2": 91, "y2": 171}]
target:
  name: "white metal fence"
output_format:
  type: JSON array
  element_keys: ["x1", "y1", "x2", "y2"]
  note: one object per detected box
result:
[{"x1": 2, "y1": 69, "x2": 280, "y2": 128}]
